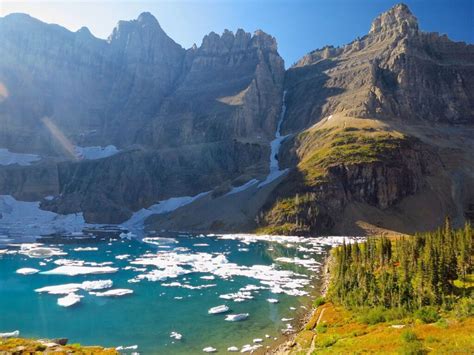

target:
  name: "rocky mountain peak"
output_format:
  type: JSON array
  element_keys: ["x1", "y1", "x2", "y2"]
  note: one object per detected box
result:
[
  {"x1": 252, "y1": 30, "x2": 278, "y2": 51},
  {"x1": 137, "y1": 11, "x2": 160, "y2": 26},
  {"x1": 369, "y1": 3, "x2": 418, "y2": 35}
]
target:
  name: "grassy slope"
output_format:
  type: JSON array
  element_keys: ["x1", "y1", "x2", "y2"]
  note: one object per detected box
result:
[
  {"x1": 258, "y1": 116, "x2": 411, "y2": 235},
  {"x1": 0, "y1": 338, "x2": 117, "y2": 354},
  {"x1": 290, "y1": 302, "x2": 474, "y2": 354}
]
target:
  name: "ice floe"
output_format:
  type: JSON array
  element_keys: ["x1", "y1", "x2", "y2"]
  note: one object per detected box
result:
[
  {"x1": 57, "y1": 293, "x2": 82, "y2": 307},
  {"x1": 16, "y1": 243, "x2": 67, "y2": 258},
  {"x1": 241, "y1": 344, "x2": 262, "y2": 352},
  {"x1": 208, "y1": 305, "x2": 229, "y2": 314},
  {"x1": 170, "y1": 331, "x2": 182, "y2": 340},
  {"x1": 41, "y1": 265, "x2": 118, "y2": 276},
  {"x1": 203, "y1": 346, "x2": 217, "y2": 353},
  {"x1": 116, "y1": 345, "x2": 138, "y2": 351},
  {"x1": 227, "y1": 346, "x2": 239, "y2": 352},
  {"x1": 36, "y1": 280, "x2": 113, "y2": 295},
  {"x1": 225, "y1": 313, "x2": 249, "y2": 322},
  {"x1": 0, "y1": 330, "x2": 20, "y2": 338},
  {"x1": 16, "y1": 267, "x2": 40, "y2": 275},
  {"x1": 0, "y1": 148, "x2": 40, "y2": 166},
  {"x1": 73, "y1": 247, "x2": 98, "y2": 252},
  {"x1": 267, "y1": 298, "x2": 279, "y2": 303},
  {"x1": 90, "y1": 288, "x2": 133, "y2": 297}
]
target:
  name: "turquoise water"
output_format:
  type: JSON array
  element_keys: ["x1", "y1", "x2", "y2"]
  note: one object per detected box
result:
[{"x1": 0, "y1": 231, "x2": 330, "y2": 354}]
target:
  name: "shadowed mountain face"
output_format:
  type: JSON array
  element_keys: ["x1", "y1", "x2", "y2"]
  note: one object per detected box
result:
[
  {"x1": 0, "y1": 4, "x2": 473, "y2": 233},
  {"x1": 0, "y1": 12, "x2": 284, "y2": 222}
]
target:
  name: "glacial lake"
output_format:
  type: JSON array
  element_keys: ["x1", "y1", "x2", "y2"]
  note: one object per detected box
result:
[{"x1": 0, "y1": 230, "x2": 351, "y2": 354}]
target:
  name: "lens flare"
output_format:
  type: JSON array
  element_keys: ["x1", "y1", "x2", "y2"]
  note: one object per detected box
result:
[
  {"x1": 41, "y1": 117, "x2": 77, "y2": 159},
  {"x1": 0, "y1": 82, "x2": 8, "y2": 101}
]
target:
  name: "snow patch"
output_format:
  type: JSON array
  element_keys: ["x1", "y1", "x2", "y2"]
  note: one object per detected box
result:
[
  {"x1": 0, "y1": 195, "x2": 90, "y2": 236},
  {"x1": 121, "y1": 191, "x2": 210, "y2": 230},
  {"x1": 74, "y1": 145, "x2": 119, "y2": 160},
  {"x1": 0, "y1": 148, "x2": 40, "y2": 166}
]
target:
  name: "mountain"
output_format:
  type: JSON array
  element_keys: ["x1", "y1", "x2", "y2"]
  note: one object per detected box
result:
[
  {"x1": 0, "y1": 4, "x2": 473, "y2": 235},
  {"x1": 257, "y1": 3, "x2": 474, "y2": 235},
  {"x1": 0, "y1": 12, "x2": 284, "y2": 223}
]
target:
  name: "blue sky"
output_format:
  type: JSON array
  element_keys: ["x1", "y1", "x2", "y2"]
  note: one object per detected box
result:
[{"x1": 1, "y1": 0, "x2": 473, "y2": 66}]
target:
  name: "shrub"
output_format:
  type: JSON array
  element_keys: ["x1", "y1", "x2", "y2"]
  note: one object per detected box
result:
[
  {"x1": 320, "y1": 335, "x2": 339, "y2": 348},
  {"x1": 435, "y1": 318, "x2": 448, "y2": 329},
  {"x1": 359, "y1": 307, "x2": 386, "y2": 325},
  {"x1": 313, "y1": 296, "x2": 326, "y2": 308},
  {"x1": 414, "y1": 307, "x2": 440, "y2": 323},
  {"x1": 399, "y1": 340, "x2": 425, "y2": 355},
  {"x1": 453, "y1": 297, "x2": 474, "y2": 318},
  {"x1": 401, "y1": 329, "x2": 418, "y2": 343},
  {"x1": 316, "y1": 323, "x2": 328, "y2": 333}
]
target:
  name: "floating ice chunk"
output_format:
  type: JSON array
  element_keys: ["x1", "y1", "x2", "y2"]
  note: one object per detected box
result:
[
  {"x1": 116, "y1": 345, "x2": 138, "y2": 351},
  {"x1": 203, "y1": 346, "x2": 217, "y2": 353},
  {"x1": 115, "y1": 254, "x2": 130, "y2": 260},
  {"x1": 73, "y1": 247, "x2": 98, "y2": 252},
  {"x1": 225, "y1": 313, "x2": 249, "y2": 322},
  {"x1": 267, "y1": 298, "x2": 279, "y2": 303},
  {"x1": 170, "y1": 331, "x2": 182, "y2": 340},
  {"x1": 0, "y1": 330, "x2": 19, "y2": 338},
  {"x1": 227, "y1": 346, "x2": 239, "y2": 352},
  {"x1": 90, "y1": 288, "x2": 133, "y2": 297},
  {"x1": 289, "y1": 307, "x2": 296, "y2": 310},
  {"x1": 81, "y1": 280, "x2": 113, "y2": 291},
  {"x1": 41, "y1": 265, "x2": 118, "y2": 276},
  {"x1": 253, "y1": 338, "x2": 263, "y2": 343},
  {"x1": 193, "y1": 243, "x2": 209, "y2": 247},
  {"x1": 36, "y1": 280, "x2": 113, "y2": 295},
  {"x1": 281, "y1": 317, "x2": 294, "y2": 322},
  {"x1": 119, "y1": 232, "x2": 135, "y2": 239},
  {"x1": 200, "y1": 275, "x2": 215, "y2": 280},
  {"x1": 0, "y1": 148, "x2": 40, "y2": 166},
  {"x1": 208, "y1": 305, "x2": 230, "y2": 314},
  {"x1": 18, "y1": 244, "x2": 67, "y2": 258},
  {"x1": 16, "y1": 268, "x2": 40, "y2": 275},
  {"x1": 36, "y1": 283, "x2": 82, "y2": 295},
  {"x1": 57, "y1": 293, "x2": 82, "y2": 307},
  {"x1": 241, "y1": 344, "x2": 262, "y2": 352}
]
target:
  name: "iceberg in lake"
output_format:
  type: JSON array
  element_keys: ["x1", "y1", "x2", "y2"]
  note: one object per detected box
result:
[
  {"x1": 16, "y1": 268, "x2": 39, "y2": 275},
  {"x1": 225, "y1": 313, "x2": 249, "y2": 322},
  {"x1": 208, "y1": 305, "x2": 230, "y2": 314},
  {"x1": 0, "y1": 330, "x2": 20, "y2": 338},
  {"x1": 57, "y1": 293, "x2": 82, "y2": 307}
]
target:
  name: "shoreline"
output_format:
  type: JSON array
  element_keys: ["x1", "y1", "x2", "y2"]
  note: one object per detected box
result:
[{"x1": 264, "y1": 252, "x2": 332, "y2": 354}]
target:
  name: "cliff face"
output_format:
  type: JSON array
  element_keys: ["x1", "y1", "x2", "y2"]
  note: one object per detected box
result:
[
  {"x1": 283, "y1": 4, "x2": 474, "y2": 134},
  {"x1": 149, "y1": 29, "x2": 284, "y2": 147},
  {"x1": 258, "y1": 4, "x2": 474, "y2": 235},
  {"x1": 0, "y1": 13, "x2": 284, "y2": 223}
]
